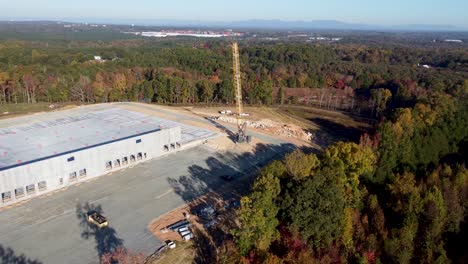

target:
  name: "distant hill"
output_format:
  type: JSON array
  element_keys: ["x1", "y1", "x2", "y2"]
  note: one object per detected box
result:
[
  {"x1": 1, "y1": 18, "x2": 467, "y2": 32},
  {"x1": 72, "y1": 18, "x2": 468, "y2": 32},
  {"x1": 218, "y1": 20, "x2": 467, "y2": 32},
  {"x1": 223, "y1": 19, "x2": 368, "y2": 30}
]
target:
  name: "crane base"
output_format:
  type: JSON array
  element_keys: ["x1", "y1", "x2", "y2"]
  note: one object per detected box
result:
[{"x1": 236, "y1": 134, "x2": 252, "y2": 144}]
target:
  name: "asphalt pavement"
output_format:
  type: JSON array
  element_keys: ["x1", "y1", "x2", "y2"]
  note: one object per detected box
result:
[{"x1": 0, "y1": 130, "x2": 292, "y2": 263}]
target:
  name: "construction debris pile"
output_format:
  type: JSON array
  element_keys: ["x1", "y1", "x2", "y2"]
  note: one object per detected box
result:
[{"x1": 210, "y1": 115, "x2": 313, "y2": 142}]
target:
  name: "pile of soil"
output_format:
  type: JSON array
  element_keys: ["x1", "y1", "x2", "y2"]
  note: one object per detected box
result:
[{"x1": 213, "y1": 116, "x2": 313, "y2": 142}]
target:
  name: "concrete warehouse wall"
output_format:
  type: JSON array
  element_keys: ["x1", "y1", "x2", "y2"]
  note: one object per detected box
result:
[{"x1": 0, "y1": 126, "x2": 181, "y2": 208}]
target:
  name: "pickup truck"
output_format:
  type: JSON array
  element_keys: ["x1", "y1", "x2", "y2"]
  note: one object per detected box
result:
[
  {"x1": 87, "y1": 211, "x2": 108, "y2": 228},
  {"x1": 166, "y1": 240, "x2": 176, "y2": 249},
  {"x1": 183, "y1": 233, "x2": 194, "y2": 241}
]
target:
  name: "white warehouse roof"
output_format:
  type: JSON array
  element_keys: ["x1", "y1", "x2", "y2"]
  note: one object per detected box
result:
[{"x1": 0, "y1": 107, "x2": 216, "y2": 171}]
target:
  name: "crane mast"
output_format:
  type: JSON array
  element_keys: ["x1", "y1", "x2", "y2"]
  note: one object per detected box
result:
[{"x1": 232, "y1": 42, "x2": 249, "y2": 143}]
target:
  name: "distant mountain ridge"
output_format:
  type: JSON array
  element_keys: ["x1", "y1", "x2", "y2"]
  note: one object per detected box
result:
[
  {"x1": 1, "y1": 18, "x2": 467, "y2": 32},
  {"x1": 189, "y1": 19, "x2": 466, "y2": 31},
  {"x1": 90, "y1": 19, "x2": 468, "y2": 31}
]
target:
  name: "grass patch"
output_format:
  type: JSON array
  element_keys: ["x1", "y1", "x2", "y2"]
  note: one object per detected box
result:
[
  {"x1": 279, "y1": 105, "x2": 374, "y2": 143},
  {"x1": 279, "y1": 105, "x2": 374, "y2": 130},
  {"x1": 0, "y1": 103, "x2": 78, "y2": 119},
  {"x1": 150, "y1": 241, "x2": 195, "y2": 264}
]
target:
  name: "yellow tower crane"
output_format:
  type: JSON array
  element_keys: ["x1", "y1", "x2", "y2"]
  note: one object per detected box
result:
[{"x1": 232, "y1": 42, "x2": 250, "y2": 143}]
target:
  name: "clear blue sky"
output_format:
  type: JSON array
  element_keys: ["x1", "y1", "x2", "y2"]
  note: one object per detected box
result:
[{"x1": 1, "y1": 0, "x2": 467, "y2": 27}]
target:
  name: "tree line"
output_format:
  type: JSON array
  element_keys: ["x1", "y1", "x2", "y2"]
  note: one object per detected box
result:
[
  {"x1": 0, "y1": 40, "x2": 466, "y2": 115},
  {"x1": 221, "y1": 80, "x2": 467, "y2": 263}
]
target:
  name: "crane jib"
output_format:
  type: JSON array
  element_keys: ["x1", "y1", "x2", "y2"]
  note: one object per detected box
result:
[{"x1": 231, "y1": 42, "x2": 249, "y2": 143}]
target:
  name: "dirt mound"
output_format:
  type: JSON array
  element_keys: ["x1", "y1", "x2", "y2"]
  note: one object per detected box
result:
[
  {"x1": 212, "y1": 116, "x2": 313, "y2": 142},
  {"x1": 205, "y1": 135, "x2": 262, "y2": 152}
]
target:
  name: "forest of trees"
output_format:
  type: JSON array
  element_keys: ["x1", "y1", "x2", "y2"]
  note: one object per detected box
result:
[
  {"x1": 0, "y1": 39, "x2": 467, "y2": 116},
  {"x1": 0, "y1": 30, "x2": 466, "y2": 263},
  {"x1": 221, "y1": 78, "x2": 468, "y2": 263}
]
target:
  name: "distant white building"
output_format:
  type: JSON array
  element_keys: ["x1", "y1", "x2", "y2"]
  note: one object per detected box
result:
[
  {"x1": 94, "y1": 56, "x2": 103, "y2": 62},
  {"x1": 140, "y1": 31, "x2": 226, "y2": 38},
  {"x1": 444, "y1": 39, "x2": 463, "y2": 43}
]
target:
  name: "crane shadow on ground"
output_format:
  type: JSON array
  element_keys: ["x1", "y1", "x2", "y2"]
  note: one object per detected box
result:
[
  {"x1": 204, "y1": 117, "x2": 238, "y2": 143},
  {"x1": 75, "y1": 202, "x2": 124, "y2": 261},
  {"x1": 0, "y1": 244, "x2": 42, "y2": 264}
]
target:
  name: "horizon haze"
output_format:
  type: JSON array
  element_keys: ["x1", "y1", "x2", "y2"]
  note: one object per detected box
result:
[{"x1": 1, "y1": 0, "x2": 468, "y2": 30}]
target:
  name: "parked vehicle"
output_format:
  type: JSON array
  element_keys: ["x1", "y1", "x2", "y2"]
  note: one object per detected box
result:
[
  {"x1": 166, "y1": 240, "x2": 176, "y2": 249},
  {"x1": 179, "y1": 230, "x2": 191, "y2": 237},
  {"x1": 219, "y1": 110, "x2": 232, "y2": 115},
  {"x1": 198, "y1": 206, "x2": 216, "y2": 219},
  {"x1": 87, "y1": 211, "x2": 108, "y2": 228},
  {"x1": 178, "y1": 226, "x2": 189, "y2": 233},
  {"x1": 183, "y1": 233, "x2": 194, "y2": 241},
  {"x1": 167, "y1": 219, "x2": 190, "y2": 232}
]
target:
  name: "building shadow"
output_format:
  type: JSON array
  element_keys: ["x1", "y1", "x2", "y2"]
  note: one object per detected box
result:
[
  {"x1": 0, "y1": 244, "x2": 42, "y2": 264},
  {"x1": 75, "y1": 202, "x2": 124, "y2": 261}
]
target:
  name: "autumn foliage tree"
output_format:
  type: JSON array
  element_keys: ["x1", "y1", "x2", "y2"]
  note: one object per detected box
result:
[{"x1": 230, "y1": 85, "x2": 467, "y2": 263}]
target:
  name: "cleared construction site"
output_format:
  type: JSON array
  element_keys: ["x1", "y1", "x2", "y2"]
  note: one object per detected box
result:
[
  {"x1": 0, "y1": 106, "x2": 216, "y2": 208},
  {"x1": 0, "y1": 102, "x2": 297, "y2": 263},
  {"x1": 0, "y1": 44, "x2": 305, "y2": 263}
]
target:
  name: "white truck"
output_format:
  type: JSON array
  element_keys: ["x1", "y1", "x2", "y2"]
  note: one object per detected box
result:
[{"x1": 87, "y1": 211, "x2": 108, "y2": 228}]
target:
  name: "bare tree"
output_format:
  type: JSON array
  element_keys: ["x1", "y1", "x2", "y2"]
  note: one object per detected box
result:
[
  {"x1": 71, "y1": 75, "x2": 91, "y2": 102},
  {"x1": 22, "y1": 74, "x2": 38, "y2": 103}
]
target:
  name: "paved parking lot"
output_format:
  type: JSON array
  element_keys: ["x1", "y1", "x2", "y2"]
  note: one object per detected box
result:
[
  {"x1": 0, "y1": 103, "x2": 295, "y2": 263},
  {"x1": 0, "y1": 139, "x2": 291, "y2": 264}
]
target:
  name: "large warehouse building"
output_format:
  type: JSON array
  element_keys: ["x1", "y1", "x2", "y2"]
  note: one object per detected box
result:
[{"x1": 0, "y1": 107, "x2": 200, "y2": 208}]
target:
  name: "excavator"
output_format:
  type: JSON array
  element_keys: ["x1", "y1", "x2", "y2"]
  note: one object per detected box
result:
[{"x1": 231, "y1": 42, "x2": 251, "y2": 143}]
